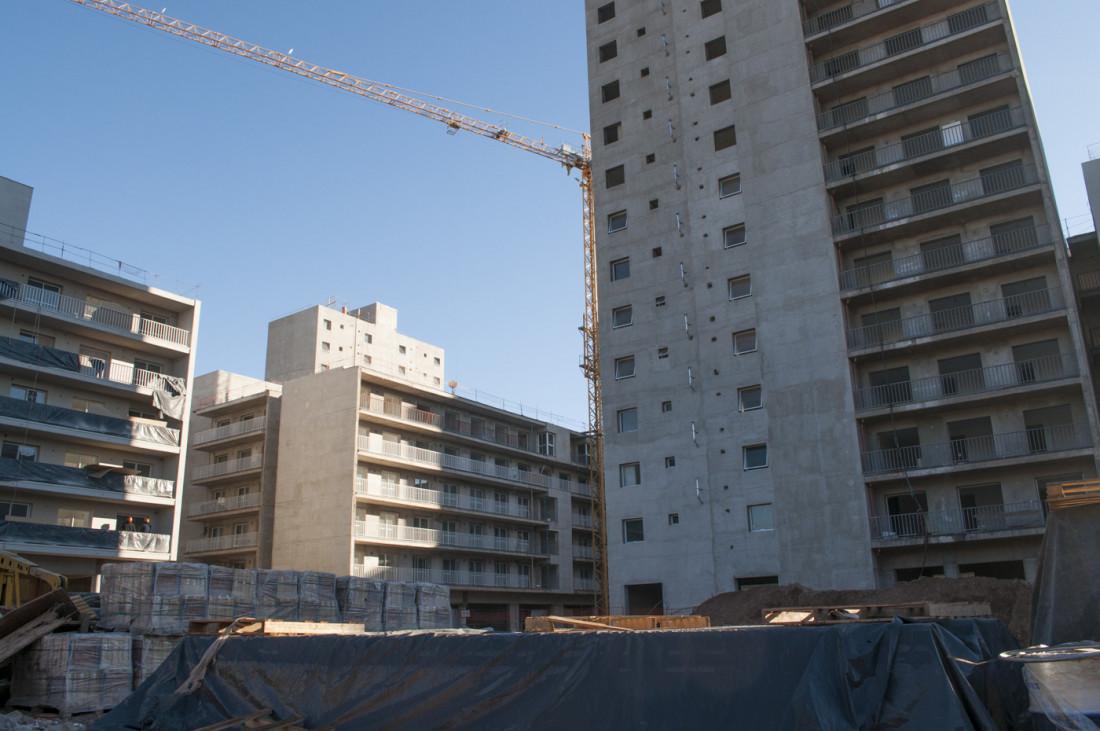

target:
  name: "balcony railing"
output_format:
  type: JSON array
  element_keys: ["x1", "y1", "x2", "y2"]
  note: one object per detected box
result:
[
  {"x1": 0, "y1": 457, "x2": 175, "y2": 499},
  {"x1": 1077, "y1": 270, "x2": 1100, "y2": 296},
  {"x1": 870, "y1": 499, "x2": 1046, "y2": 539},
  {"x1": 354, "y1": 476, "x2": 537, "y2": 520},
  {"x1": 818, "y1": 52, "x2": 1012, "y2": 131},
  {"x1": 361, "y1": 394, "x2": 536, "y2": 452},
  {"x1": 861, "y1": 422, "x2": 1092, "y2": 475},
  {"x1": 810, "y1": 3, "x2": 1001, "y2": 83},
  {"x1": 188, "y1": 492, "x2": 262, "y2": 517},
  {"x1": 847, "y1": 286, "x2": 1063, "y2": 350},
  {"x1": 353, "y1": 520, "x2": 544, "y2": 556},
  {"x1": 0, "y1": 334, "x2": 166, "y2": 390},
  {"x1": 193, "y1": 416, "x2": 266, "y2": 446},
  {"x1": 839, "y1": 223, "x2": 1050, "y2": 291},
  {"x1": 0, "y1": 279, "x2": 190, "y2": 347},
  {"x1": 824, "y1": 106, "x2": 1026, "y2": 182},
  {"x1": 853, "y1": 353, "x2": 1078, "y2": 411},
  {"x1": 804, "y1": 0, "x2": 904, "y2": 36},
  {"x1": 574, "y1": 577, "x2": 596, "y2": 592},
  {"x1": 573, "y1": 545, "x2": 595, "y2": 560},
  {"x1": 352, "y1": 564, "x2": 537, "y2": 590},
  {"x1": 0, "y1": 395, "x2": 181, "y2": 447},
  {"x1": 185, "y1": 531, "x2": 260, "y2": 554},
  {"x1": 192, "y1": 453, "x2": 264, "y2": 480},
  {"x1": 0, "y1": 520, "x2": 170, "y2": 554},
  {"x1": 357, "y1": 434, "x2": 558, "y2": 490},
  {"x1": 572, "y1": 514, "x2": 593, "y2": 529},
  {"x1": 833, "y1": 163, "x2": 1039, "y2": 236}
]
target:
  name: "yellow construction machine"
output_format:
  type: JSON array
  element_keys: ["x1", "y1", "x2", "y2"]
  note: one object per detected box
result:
[{"x1": 0, "y1": 549, "x2": 67, "y2": 609}]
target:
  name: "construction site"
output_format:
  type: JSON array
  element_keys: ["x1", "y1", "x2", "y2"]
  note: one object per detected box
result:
[{"x1": 2, "y1": 0, "x2": 1100, "y2": 728}]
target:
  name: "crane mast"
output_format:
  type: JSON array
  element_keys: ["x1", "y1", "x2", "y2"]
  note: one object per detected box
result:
[{"x1": 68, "y1": 0, "x2": 610, "y2": 613}]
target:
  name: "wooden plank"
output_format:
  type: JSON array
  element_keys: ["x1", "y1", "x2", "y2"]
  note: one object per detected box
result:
[
  {"x1": 0, "y1": 589, "x2": 77, "y2": 640},
  {"x1": 0, "y1": 609, "x2": 69, "y2": 664},
  {"x1": 525, "y1": 615, "x2": 711, "y2": 632},
  {"x1": 192, "y1": 709, "x2": 272, "y2": 731},
  {"x1": 247, "y1": 715, "x2": 305, "y2": 730},
  {"x1": 763, "y1": 602, "x2": 991, "y2": 625},
  {"x1": 189, "y1": 619, "x2": 366, "y2": 636}
]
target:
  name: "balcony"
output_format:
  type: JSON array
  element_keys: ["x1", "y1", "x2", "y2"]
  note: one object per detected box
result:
[
  {"x1": 804, "y1": 0, "x2": 905, "y2": 36},
  {"x1": 352, "y1": 565, "x2": 537, "y2": 591},
  {"x1": 354, "y1": 476, "x2": 540, "y2": 521},
  {"x1": 824, "y1": 107, "x2": 1026, "y2": 184},
  {"x1": 186, "y1": 531, "x2": 260, "y2": 554},
  {"x1": 861, "y1": 422, "x2": 1092, "y2": 477},
  {"x1": 194, "y1": 384, "x2": 279, "y2": 413},
  {"x1": 838, "y1": 223, "x2": 1050, "y2": 292},
  {"x1": 357, "y1": 434, "x2": 557, "y2": 490},
  {"x1": 817, "y1": 53, "x2": 1012, "y2": 132},
  {"x1": 187, "y1": 492, "x2": 262, "y2": 518},
  {"x1": 574, "y1": 577, "x2": 596, "y2": 592},
  {"x1": 0, "y1": 457, "x2": 175, "y2": 499},
  {"x1": 192, "y1": 416, "x2": 266, "y2": 446},
  {"x1": 573, "y1": 545, "x2": 595, "y2": 561},
  {"x1": 1076, "y1": 270, "x2": 1100, "y2": 297},
  {"x1": 870, "y1": 499, "x2": 1046, "y2": 540},
  {"x1": 0, "y1": 279, "x2": 190, "y2": 348},
  {"x1": 832, "y1": 164, "x2": 1039, "y2": 238},
  {"x1": 853, "y1": 353, "x2": 1078, "y2": 412},
  {"x1": 360, "y1": 394, "x2": 535, "y2": 453},
  {"x1": 847, "y1": 286, "x2": 1064, "y2": 351},
  {"x1": 572, "y1": 514, "x2": 593, "y2": 529},
  {"x1": 353, "y1": 520, "x2": 545, "y2": 557},
  {"x1": 810, "y1": 3, "x2": 1001, "y2": 84},
  {"x1": 192, "y1": 453, "x2": 264, "y2": 481},
  {"x1": 0, "y1": 396, "x2": 180, "y2": 448},
  {"x1": 0, "y1": 335, "x2": 166, "y2": 391},
  {"x1": 0, "y1": 520, "x2": 170, "y2": 556}
]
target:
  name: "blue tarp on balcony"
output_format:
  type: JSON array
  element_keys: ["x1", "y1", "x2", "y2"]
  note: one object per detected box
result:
[{"x1": 0, "y1": 395, "x2": 178, "y2": 446}]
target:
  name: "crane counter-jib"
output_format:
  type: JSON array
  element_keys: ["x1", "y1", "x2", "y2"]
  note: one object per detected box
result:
[{"x1": 66, "y1": 0, "x2": 608, "y2": 613}]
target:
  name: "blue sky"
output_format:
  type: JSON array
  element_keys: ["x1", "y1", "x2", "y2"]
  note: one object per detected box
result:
[{"x1": 2, "y1": 1, "x2": 1097, "y2": 426}]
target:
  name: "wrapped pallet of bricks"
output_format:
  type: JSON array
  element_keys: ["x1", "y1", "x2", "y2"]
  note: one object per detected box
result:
[
  {"x1": 131, "y1": 635, "x2": 183, "y2": 690},
  {"x1": 207, "y1": 566, "x2": 257, "y2": 621},
  {"x1": 134, "y1": 563, "x2": 209, "y2": 635},
  {"x1": 383, "y1": 581, "x2": 418, "y2": 631},
  {"x1": 335, "y1": 576, "x2": 385, "y2": 631},
  {"x1": 256, "y1": 569, "x2": 299, "y2": 620},
  {"x1": 416, "y1": 583, "x2": 453, "y2": 629},
  {"x1": 98, "y1": 562, "x2": 155, "y2": 631},
  {"x1": 297, "y1": 571, "x2": 340, "y2": 622},
  {"x1": 11, "y1": 633, "x2": 132, "y2": 715}
]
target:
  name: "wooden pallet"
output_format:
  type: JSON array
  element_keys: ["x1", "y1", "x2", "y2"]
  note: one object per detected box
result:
[
  {"x1": 762, "y1": 601, "x2": 991, "y2": 626},
  {"x1": 524, "y1": 615, "x2": 711, "y2": 632},
  {"x1": 188, "y1": 618, "x2": 367, "y2": 636},
  {"x1": 1047, "y1": 479, "x2": 1100, "y2": 509}
]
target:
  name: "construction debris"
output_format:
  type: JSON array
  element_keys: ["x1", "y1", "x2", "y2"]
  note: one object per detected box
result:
[
  {"x1": 10, "y1": 633, "x2": 131, "y2": 716},
  {"x1": 524, "y1": 615, "x2": 711, "y2": 632},
  {"x1": 762, "y1": 601, "x2": 991, "y2": 626}
]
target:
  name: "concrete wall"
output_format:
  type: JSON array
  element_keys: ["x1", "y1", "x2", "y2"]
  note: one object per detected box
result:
[
  {"x1": 1085, "y1": 158, "x2": 1100, "y2": 232},
  {"x1": 0, "y1": 175, "x2": 32, "y2": 246}
]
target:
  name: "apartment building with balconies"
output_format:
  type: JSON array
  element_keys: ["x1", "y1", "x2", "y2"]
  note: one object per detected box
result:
[
  {"x1": 180, "y1": 371, "x2": 281, "y2": 570},
  {"x1": 0, "y1": 175, "x2": 200, "y2": 590},
  {"x1": 585, "y1": 0, "x2": 1099, "y2": 612}
]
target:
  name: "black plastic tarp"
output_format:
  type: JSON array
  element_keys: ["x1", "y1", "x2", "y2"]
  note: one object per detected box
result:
[
  {"x1": 1031, "y1": 502, "x2": 1100, "y2": 645},
  {"x1": 0, "y1": 334, "x2": 82, "y2": 373},
  {"x1": 0, "y1": 521, "x2": 168, "y2": 553},
  {"x1": 92, "y1": 618, "x2": 1029, "y2": 730},
  {"x1": 0, "y1": 395, "x2": 179, "y2": 447}
]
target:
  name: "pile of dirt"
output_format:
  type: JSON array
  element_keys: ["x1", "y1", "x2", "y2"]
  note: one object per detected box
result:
[{"x1": 696, "y1": 576, "x2": 1033, "y2": 645}]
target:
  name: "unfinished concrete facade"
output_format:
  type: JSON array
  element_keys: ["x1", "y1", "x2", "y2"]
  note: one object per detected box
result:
[
  {"x1": 0, "y1": 175, "x2": 200, "y2": 590},
  {"x1": 585, "y1": 0, "x2": 1099, "y2": 613}
]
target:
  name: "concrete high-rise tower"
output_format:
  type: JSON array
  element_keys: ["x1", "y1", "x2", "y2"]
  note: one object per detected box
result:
[{"x1": 585, "y1": 0, "x2": 1100, "y2": 613}]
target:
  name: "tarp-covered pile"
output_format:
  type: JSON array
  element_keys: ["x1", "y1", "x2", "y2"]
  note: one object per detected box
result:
[
  {"x1": 335, "y1": 577, "x2": 385, "y2": 631},
  {"x1": 12, "y1": 633, "x2": 131, "y2": 715},
  {"x1": 91, "y1": 619, "x2": 1030, "y2": 730}
]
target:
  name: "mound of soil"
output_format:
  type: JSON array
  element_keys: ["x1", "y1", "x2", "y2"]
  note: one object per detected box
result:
[{"x1": 696, "y1": 576, "x2": 1033, "y2": 645}]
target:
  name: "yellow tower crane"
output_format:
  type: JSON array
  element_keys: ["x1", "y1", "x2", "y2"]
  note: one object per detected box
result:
[{"x1": 67, "y1": 0, "x2": 610, "y2": 613}]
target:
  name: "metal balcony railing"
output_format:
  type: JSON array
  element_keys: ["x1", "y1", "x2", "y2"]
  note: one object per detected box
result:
[
  {"x1": 352, "y1": 564, "x2": 536, "y2": 590},
  {"x1": 848, "y1": 286, "x2": 1063, "y2": 350},
  {"x1": 838, "y1": 223, "x2": 1050, "y2": 291},
  {"x1": 192, "y1": 453, "x2": 264, "y2": 480},
  {"x1": 353, "y1": 520, "x2": 545, "y2": 556},
  {"x1": 0, "y1": 279, "x2": 190, "y2": 347},
  {"x1": 853, "y1": 353, "x2": 1078, "y2": 411},
  {"x1": 810, "y1": 3, "x2": 1000, "y2": 83},
  {"x1": 357, "y1": 434, "x2": 557, "y2": 490},
  {"x1": 1076, "y1": 270, "x2": 1100, "y2": 295},
  {"x1": 870, "y1": 499, "x2": 1046, "y2": 539},
  {"x1": 803, "y1": 0, "x2": 903, "y2": 36},
  {"x1": 861, "y1": 422, "x2": 1092, "y2": 475},
  {"x1": 193, "y1": 416, "x2": 266, "y2": 445},
  {"x1": 573, "y1": 545, "x2": 595, "y2": 560},
  {"x1": 361, "y1": 394, "x2": 537, "y2": 452},
  {"x1": 123, "y1": 475, "x2": 176, "y2": 498},
  {"x1": 186, "y1": 531, "x2": 260, "y2": 554},
  {"x1": 194, "y1": 384, "x2": 280, "y2": 411},
  {"x1": 354, "y1": 476, "x2": 537, "y2": 520},
  {"x1": 572, "y1": 514, "x2": 593, "y2": 529},
  {"x1": 187, "y1": 492, "x2": 262, "y2": 517},
  {"x1": 824, "y1": 106, "x2": 1025, "y2": 182},
  {"x1": 574, "y1": 577, "x2": 596, "y2": 592},
  {"x1": 818, "y1": 52, "x2": 1012, "y2": 131},
  {"x1": 833, "y1": 163, "x2": 1038, "y2": 236}
]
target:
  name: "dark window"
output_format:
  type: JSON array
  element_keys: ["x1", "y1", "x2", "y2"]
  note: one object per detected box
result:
[
  {"x1": 718, "y1": 173, "x2": 741, "y2": 197},
  {"x1": 713, "y1": 125, "x2": 736, "y2": 151},
  {"x1": 812, "y1": 4, "x2": 852, "y2": 32},
  {"x1": 877, "y1": 428, "x2": 921, "y2": 472},
  {"x1": 859, "y1": 307, "x2": 901, "y2": 347},
  {"x1": 948, "y1": 417, "x2": 994, "y2": 463},
  {"x1": 1013, "y1": 340, "x2": 1061, "y2": 383},
  {"x1": 603, "y1": 122, "x2": 621, "y2": 145},
  {"x1": 611, "y1": 257, "x2": 630, "y2": 280},
  {"x1": 606, "y1": 165, "x2": 626, "y2": 188},
  {"x1": 599, "y1": 41, "x2": 618, "y2": 63},
  {"x1": 910, "y1": 179, "x2": 952, "y2": 213},
  {"x1": 623, "y1": 519, "x2": 645, "y2": 543},
  {"x1": 989, "y1": 217, "x2": 1038, "y2": 254},
  {"x1": 919, "y1": 234, "x2": 963, "y2": 271},
  {"x1": 958, "y1": 54, "x2": 1000, "y2": 85},
  {"x1": 1024, "y1": 405, "x2": 1072, "y2": 454},
  {"x1": 892, "y1": 76, "x2": 933, "y2": 106},
  {"x1": 597, "y1": 2, "x2": 615, "y2": 23},
  {"x1": 642, "y1": 109, "x2": 652, "y2": 120},
  {"x1": 645, "y1": 153, "x2": 656, "y2": 164},
  {"x1": 901, "y1": 127, "x2": 944, "y2": 160},
  {"x1": 938, "y1": 353, "x2": 984, "y2": 396},
  {"x1": 700, "y1": 0, "x2": 722, "y2": 18},
  {"x1": 649, "y1": 199, "x2": 659, "y2": 210},
  {"x1": 980, "y1": 160, "x2": 1026, "y2": 195},
  {"x1": 947, "y1": 4, "x2": 990, "y2": 34},
  {"x1": 708, "y1": 79, "x2": 732, "y2": 105},
  {"x1": 637, "y1": 27, "x2": 646, "y2": 37},
  {"x1": 640, "y1": 67, "x2": 650, "y2": 77},
  {"x1": 1002, "y1": 277, "x2": 1050, "y2": 318},
  {"x1": 845, "y1": 198, "x2": 884, "y2": 229},
  {"x1": 929, "y1": 292, "x2": 974, "y2": 332},
  {"x1": 868, "y1": 366, "x2": 912, "y2": 406},
  {"x1": 837, "y1": 146, "x2": 874, "y2": 176},
  {"x1": 968, "y1": 105, "x2": 1012, "y2": 139},
  {"x1": 884, "y1": 28, "x2": 922, "y2": 56},
  {"x1": 704, "y1": 36, "x2": 727, "y2": 61},
  {"x1": 886, "y1": 491, "x2": 927, "y2": 535},
  {"x1": 831, "y1": 97, "x2": 868, "y2": 125},
  {"x1": 824, "y1": 51, "x2": 859, "y2": 77},
  {"x1": 601, "y1": 80, "x2": 620, "y2": 102}
]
